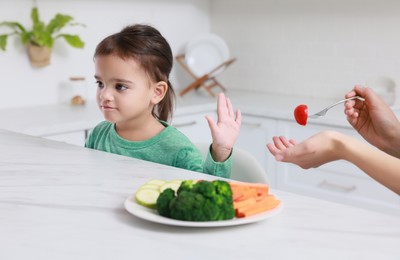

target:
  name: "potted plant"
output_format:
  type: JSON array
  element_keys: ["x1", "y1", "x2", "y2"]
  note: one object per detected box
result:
[{"x1": 0, "y1": 6, "x2": 85, "y2": 67}]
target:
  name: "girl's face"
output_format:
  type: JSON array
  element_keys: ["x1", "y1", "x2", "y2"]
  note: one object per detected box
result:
[{"x1": 94, "y1": 55, "x2": 159, "y2": 126}]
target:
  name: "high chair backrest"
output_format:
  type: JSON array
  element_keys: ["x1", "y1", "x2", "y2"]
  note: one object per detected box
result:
[{"x1": 195, "y1": 143, "x2": 268, "y2": 184}]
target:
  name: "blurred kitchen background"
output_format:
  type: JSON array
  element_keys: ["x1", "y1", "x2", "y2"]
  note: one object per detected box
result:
[{"x1": 1, "y1": 0, "x2": 400, "y2": 110}]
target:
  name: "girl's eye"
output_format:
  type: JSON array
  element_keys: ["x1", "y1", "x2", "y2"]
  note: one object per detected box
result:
[
  {"x1": 95, "y1": 81, "x2": 104, "y2": 89},
  {"x1": 116, "y1": 84, "x2": 128, "y2": 91}
]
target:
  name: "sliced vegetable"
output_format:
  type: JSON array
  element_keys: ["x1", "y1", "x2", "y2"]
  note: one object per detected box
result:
[
  {"x1": 135, "y1": 179, "x2": 183, "y2": 210},
  {"x1": 294, "y1": 104, "x2": 308, "y2": 126},
  {"x1": 233, "y1": 196, "x2": 257, "y2": 210},
  {"x1": 229, "y1": 181, "x2": 280, "y2": 218},
  {"x1": 146, "y1": 179, "x2": 167, "y2": 186},
  {"x1": 138, "y1": 184, "x2": 161, "y2": 190},
  {"x1": 231, "y1": 185, "x2": 258, "y2": 201},
  {"x1": 170, "y1": 179, "x2": 185, "y2": 184},
  {"x1": 160, "y1": 182, "x2": 181, "y2": 193},
  {"x1": 135, "y1": 189, "x2": 160, "y2": 208},
  {"x1": 236, "y1": 195, "x2": 280, "y2": 218}
]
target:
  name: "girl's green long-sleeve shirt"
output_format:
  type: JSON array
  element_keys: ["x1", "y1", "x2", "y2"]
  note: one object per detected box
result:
[{"x1": 85, "y1": 121, "x2": 231, "y2": 178}]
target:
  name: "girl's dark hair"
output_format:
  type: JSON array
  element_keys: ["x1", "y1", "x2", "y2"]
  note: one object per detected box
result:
[{"x1": 94, "y1": 24, "x2": 175, "y2": 122}]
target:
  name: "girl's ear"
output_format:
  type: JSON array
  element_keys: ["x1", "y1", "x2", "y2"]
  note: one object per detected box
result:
[{"x1": 151, "y1": 81, "x2": 168, "y2": 104}]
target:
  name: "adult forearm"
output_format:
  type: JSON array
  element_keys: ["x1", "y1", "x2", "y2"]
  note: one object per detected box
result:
[
  {"x1": 340, "y1": 135, "x2": 400, "y2": 195},
  {"x1": 382, "y1": 128, "x2": 400, "y2": 159}
]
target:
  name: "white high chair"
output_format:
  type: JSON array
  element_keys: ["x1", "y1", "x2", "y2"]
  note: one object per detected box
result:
[{"x1": 195, "y1": 143, "x2": 268, "y2": 183}]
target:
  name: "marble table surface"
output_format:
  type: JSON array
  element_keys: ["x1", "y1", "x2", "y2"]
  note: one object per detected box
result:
[{"x1": 1, "y1": 129, "x2": 399, "y2": 260}]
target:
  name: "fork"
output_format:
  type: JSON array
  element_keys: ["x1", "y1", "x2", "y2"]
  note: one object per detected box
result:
[{"x1": 308, "y1": 96, "x2": 364, "y2": 119}]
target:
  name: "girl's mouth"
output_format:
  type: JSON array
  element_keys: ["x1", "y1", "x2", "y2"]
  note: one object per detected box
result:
[{"x1": 101, "y1": 105, "x2": 115, "y2": 110}]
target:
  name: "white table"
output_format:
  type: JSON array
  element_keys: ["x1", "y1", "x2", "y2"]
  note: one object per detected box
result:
[{"x1": 1, "y1": 129, "x2": 399, "y2": 260}]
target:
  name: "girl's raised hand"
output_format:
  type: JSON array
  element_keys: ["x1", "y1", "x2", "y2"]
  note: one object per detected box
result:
[{"x1": 205, "y1": 93, "x2": 242, "y2": 162}]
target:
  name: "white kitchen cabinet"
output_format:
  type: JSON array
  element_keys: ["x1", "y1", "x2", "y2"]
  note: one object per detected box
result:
[
  {"x1": 171, "y1": 111, "x2": 215, "y2": 143},
  {"x1": 235, "y1": 114, "x2": 277, "y2": 186},
  {"x1": 275, "y1": 120, "x2": 400, "y2": 216}
]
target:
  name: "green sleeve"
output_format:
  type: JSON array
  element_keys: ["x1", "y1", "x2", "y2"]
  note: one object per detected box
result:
[
  {"x1": 174, "y1": 147, "x2": 204, "y2": 173},
  {"x1": 203, "y1": 145, "x2": 232, "y2": 178},
  {"x1": 204, "y1": 145, "x2": 232, "y2": 178},
  {"x1": 174, "y1": 145, "x2": 232, "y2": 178}
]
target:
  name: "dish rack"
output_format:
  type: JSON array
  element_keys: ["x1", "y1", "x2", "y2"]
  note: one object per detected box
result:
[{"x1": 176, "y1": 33, "x2": 236, "y2": 97}]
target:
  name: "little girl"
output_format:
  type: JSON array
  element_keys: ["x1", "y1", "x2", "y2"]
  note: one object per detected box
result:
[{"x1": 85, "y1": 24, "x2": 241, "y2": 178}]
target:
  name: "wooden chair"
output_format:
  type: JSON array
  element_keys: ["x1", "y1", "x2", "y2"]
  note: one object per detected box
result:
[{"x1": 176, "y1": 54, "x2": 236, "y2": 97}]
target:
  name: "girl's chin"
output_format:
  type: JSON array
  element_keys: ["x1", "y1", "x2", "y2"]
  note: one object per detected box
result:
[{"x1": 103, "y1": 115, "x2": 118, "y2": 123}]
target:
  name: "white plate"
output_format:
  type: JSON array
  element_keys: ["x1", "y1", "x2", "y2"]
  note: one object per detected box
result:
[
  {"x1": 124, "y1": 194, "x2": 283, "y2": 227},
  {"x1": 185, "y1": 34, "x2": 230, "y2": 78}
]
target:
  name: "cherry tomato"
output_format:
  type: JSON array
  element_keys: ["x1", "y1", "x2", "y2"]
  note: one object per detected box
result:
[{"x1": 294, "y1": 104, "x2": 308, "y2": 126}]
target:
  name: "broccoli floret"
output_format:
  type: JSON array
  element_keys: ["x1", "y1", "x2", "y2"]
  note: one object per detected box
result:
[
  {"x1": 210, "y1": 180, "x2": 235, "y2": 220},
  {"x1": 192, "y1": 181, "x2": 216, "y2": 198},
  {"x1": 212, "y1": 180, "x2": 233, "y2": 197},
  {"x1": 177, "y1": 179, "x2": 197, "y2": 194},
  {"x1": 156, "y1": 188, "x2": 175, "y2": 218},
  {"x1": 156, "y1": 180, "x2": 235, "y2": 222},
  {"x1": 170, "y1": 191, "x2": 214, "y2": 221}
]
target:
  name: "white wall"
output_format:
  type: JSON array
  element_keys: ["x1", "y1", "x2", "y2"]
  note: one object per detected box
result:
[
  {"x1": 3, "y1": 0, "x2": 400, "y2": 109},
  {"x1": 0, "y1": 0, "x2": 210, "y2": 109},
  {"x1": 211, "y1": 0, "x2": 400, "y2": 103}
]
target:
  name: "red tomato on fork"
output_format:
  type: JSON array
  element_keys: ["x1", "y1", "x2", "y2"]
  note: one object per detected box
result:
[{"x1": 294, "y1": 104, "x2": 308, "y2": 126}]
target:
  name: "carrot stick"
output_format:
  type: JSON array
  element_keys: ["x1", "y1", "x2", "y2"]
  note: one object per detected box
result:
[
  {"x1": 229, "y1": 181, "x2": 269, "y2": 189},
  {"x1": 236, "y1": 195, "x2": 281, "y2": 218},
  {"x1": 229, "y1": 181, "x2": 280, "y2": 218},
  {"x1": 234, "y1": 188, "x2": 258, "y2": 202},
  {"x1": 231, "y1": 186, "x2": 247, "y2": 201},
  {"x1": 230, "y1": 182, "x2": 269, "y2": 196},
  {"x1": 255, "y1": 186, "x2": 269, "y2": 196},
  {"x1": 233, "y1": 196, "x2": 257, "y2": 210}
]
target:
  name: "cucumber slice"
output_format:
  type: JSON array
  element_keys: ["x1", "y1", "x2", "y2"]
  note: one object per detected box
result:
[
  {"x1": 145, "y1": 179, "x2": 167, "y2": 186},
  {"x1": 160, "y1": 182, "x2": 181, "y2": 193},
  {"x1": 170, "y1": 179, "x2": 183, "y2": 185},
  {"x1": 138, "y1": 184, "x2": 160, "y2": 190},
  {"x1": 135, "y1": 189, "x2": 160, "y2": 208}
]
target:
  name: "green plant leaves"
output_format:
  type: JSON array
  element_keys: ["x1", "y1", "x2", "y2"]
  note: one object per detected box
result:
[
  {"x1": 58, "y1": 34, "x2": 85, "y2": 48},
  {"x1": 0, "y1": 6, "x2": 85, "y2": 50},
  {"x1": 47, "y1": 14, "x2": 74, "y2": 34},
  {"x1": 0, "y1": 35, "x2": 8, "y2": 51},
  {"x1": 31, "y1": 7, "x2": 40, "y2": 25},
  {"x1": 0, "y1": 21, "x2": 27, "y2": 33}
]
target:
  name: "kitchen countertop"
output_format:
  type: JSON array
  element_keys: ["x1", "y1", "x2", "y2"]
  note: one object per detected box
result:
[
  {"x1": 1, "y1": 89, "x2": 390, "y2": 137},
  {"x1": 1, "y1": 128, "x2": 399, "y2": 259}
]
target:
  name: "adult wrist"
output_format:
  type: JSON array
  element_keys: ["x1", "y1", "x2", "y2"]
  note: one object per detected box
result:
[
  {"x1": 330, "y1": 131, "x2": 350, "y2": 161},
  {"x1": 381, "y1": 123, "x2": 400, "y2": 158}
]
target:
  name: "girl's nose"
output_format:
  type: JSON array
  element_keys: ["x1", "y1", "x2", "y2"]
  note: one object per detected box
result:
[{"x1": 98, "y1": 87, "x2": 113, "y2": 101}]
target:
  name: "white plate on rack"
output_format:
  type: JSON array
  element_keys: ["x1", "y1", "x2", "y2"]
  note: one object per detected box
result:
[
  {"x1": 185, "y1": 34, "x2": 230, "y2": 78},
  {"x1": 124, "y1": 194, "x2": 283, "y2": 227}
]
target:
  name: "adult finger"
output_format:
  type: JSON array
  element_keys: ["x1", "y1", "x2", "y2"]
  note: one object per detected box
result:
[
  {"x1": 273, "y1": 136, "x2": 288, "y2": 150},
  {"x1": 279, "y1": 136, "x2": 294, "y2": 148}
]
